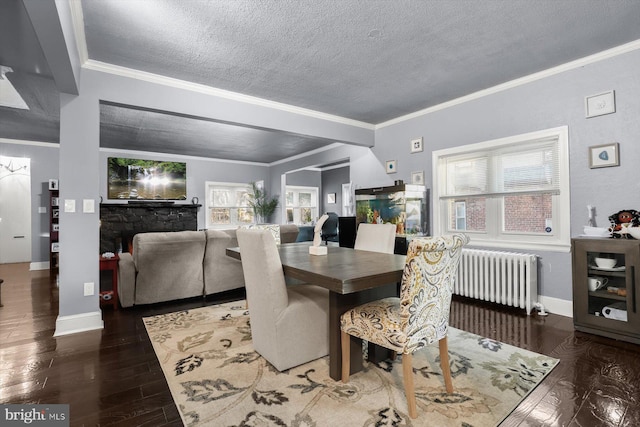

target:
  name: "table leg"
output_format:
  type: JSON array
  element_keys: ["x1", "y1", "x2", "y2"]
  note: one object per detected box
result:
[{"x1": 328, "y1": 283, "x2": 398, "y2": 381}]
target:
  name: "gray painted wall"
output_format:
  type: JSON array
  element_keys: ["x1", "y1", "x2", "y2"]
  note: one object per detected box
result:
[
  {"x1": 286, "y1": 169, "x2": 321, "y2": 187},
  {"x1": 321, "y1": 166, "x2": 349, "y2": 214},
  {"x1": 54, "y1": 67, "x2": 373, "y2": 329},
  {"x1": 0, "y1": 141, "x2": 59, "y2": 265},
  {"x1": 10, "y1": 31, "x2": 640, "y2": 328},
  {"x1": 272, "y1": 48, "x2": 640, "y2": 305}
]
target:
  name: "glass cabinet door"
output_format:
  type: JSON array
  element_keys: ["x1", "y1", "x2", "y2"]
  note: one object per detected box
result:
[{"x1": 573, "y1": 238, "x2": 640, "y2": 337}]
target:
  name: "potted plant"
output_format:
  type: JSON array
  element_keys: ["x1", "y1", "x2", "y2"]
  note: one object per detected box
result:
[{"x1": 247, "y1": 182, "x2": 279, "y2": 224}]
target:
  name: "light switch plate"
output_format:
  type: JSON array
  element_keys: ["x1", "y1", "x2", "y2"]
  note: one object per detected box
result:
[
  {"x1": 83, "y1": 199, "x2": 95, "y2": 213},
  {"x1": 84, "y1": 282, "x2": 94, "y2": 296},
  {"x1": 64, "y1": 199, "x2": 76, "y2": 213}
]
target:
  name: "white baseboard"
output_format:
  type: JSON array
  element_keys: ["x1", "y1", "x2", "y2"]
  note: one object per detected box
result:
[
  {"x1": 54, "y1": 311, "x2": 104, "y2": 336},
  {"x1": 538, "y1": 295, "x2": 573, "y2": 318},
  {"x1": 30, "y1": 261, "x2": 49, "y2": 271}
]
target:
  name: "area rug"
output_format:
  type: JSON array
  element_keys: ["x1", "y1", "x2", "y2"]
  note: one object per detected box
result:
[{"x1": 143, "y1": 301, "x2": 558, "y2": 427}]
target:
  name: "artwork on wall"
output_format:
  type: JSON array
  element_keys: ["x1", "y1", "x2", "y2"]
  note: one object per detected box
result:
[
  {"x1": 385, "y1": 160, "x2": 397, "y2": 174},
  {"x1": 589, "y1": 142, "x2": 619, "y2": 168},
  {"x1": 107, "y1": 157, "x2": 187, "y2": 200},
  {"x1": 410, "y1": 137, "x2": 423, "y2": 153},
  {"x1": 411, "y1": 171, "x2": 425, "y2": 185},
  {"x1": 585, "y1": 90, "x2": 615, "y2": 118},
  {"x1": 327, "y1": 193, "x2": 336, "y2": 204},
  {"x1": 48, "y1": 179, "x2": 58, "y2": 190}
]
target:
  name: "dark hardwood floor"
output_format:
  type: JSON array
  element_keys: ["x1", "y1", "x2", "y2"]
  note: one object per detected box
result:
[{"x1": 1, "y1": 262, "x2": 639, "y2": 426}]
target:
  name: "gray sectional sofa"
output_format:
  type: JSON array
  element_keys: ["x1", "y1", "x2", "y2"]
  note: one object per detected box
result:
[{"x1": 117, "y1": 224, "x2": 299, "y2": 307}]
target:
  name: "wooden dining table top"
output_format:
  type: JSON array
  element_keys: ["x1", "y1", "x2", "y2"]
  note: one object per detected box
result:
[{"x1": 226, "y1": 242, "x2": 406, "y2": 294}]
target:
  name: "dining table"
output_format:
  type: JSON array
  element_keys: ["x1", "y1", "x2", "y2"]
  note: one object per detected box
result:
[{"x1": 226, "y1": 242, "x2": 407, "y2": 380}]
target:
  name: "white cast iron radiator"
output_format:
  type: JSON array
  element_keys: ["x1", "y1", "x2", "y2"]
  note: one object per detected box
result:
[{"x1": 455, "y1": 248, "x2": 538, "y2": 314}]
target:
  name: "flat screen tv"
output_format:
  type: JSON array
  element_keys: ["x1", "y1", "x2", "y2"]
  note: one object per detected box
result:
[{"x1": 107, "y1": 157, "x2": 187, "y2": 200}]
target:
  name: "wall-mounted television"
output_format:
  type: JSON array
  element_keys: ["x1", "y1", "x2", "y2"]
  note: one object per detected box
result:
[{"x1": 107, "y1": 157, "x2": 187, "y2": 200}]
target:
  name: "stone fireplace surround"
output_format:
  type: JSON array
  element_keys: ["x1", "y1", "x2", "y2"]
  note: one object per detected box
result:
[{"x1": 100, "y1": 202, "x2": 200, "y2": 254}]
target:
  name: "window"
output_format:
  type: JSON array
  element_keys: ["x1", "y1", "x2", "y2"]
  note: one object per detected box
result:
[
  {"x1": 205, "y1": 181, "x2": 254, "y2": 228},
  {"x1": 285, "y1": 185, "x2": 318, "y2": 225},
  {"x1": 454, "y1": 201, "x2": 467, "y2": 230},
  {"x1": 433, "y1": 126, "x2": 570, "y2": 252}
]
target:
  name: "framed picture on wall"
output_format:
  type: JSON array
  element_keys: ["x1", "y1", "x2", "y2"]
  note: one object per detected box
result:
[
  {"x1": 385, "y1": 160, "x2": 397, "y2": 174},
  {"x1": 589, "y1": 142, "x2": 619, "y2": 168},
  {"x1": 585, "y1": 90, "x2": 615, "y2": 118},
  {"x1": 327, "y1": 193, "x2": 336, "y2": 204},
  {"x1": 410, "y1": 137, "x2": 423, "y2": 153},
  {"x1": 411, "y1": 171, "x2": 425, "y2": 185}
]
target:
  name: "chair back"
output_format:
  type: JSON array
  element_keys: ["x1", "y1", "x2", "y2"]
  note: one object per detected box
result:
[
  {"x1": 236, "y1": 229, "x2": 289, "y2": 333},
  {"x1": 321, "y1": 212, "x2": 339, "y2": 242},
  {"x1": 354, "y1": 223, "x2": 396, "y2": 254},
  {"x1": 400, "y1": 233, "x2": 469, "y2": 353}
]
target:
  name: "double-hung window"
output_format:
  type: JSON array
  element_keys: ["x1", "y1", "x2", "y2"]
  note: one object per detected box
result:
[
  {"x1": 433, "y1": 126, "x2": 570, "y2": 252},
  {"x1": 205, "y1": 181, "x2": 254, "y2": 228},
  {"x1": 285, "y1": 186, "x2": 318, "y2": 225}
]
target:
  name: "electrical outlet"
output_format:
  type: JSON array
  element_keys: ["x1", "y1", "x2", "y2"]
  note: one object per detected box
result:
[{"x1": 84, "y1": 282, "x2": 94, "y2": 296}]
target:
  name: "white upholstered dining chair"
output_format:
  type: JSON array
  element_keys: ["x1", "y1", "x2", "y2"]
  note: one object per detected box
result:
[
  {"x1": 236, "y1": 228, "x2": 330, "y2": 371},
  {"x1": 340, "y1": 233, "x2": 470, "y2": 418},
  {"x1": 353, "y1": 223, "x2": 396, "y2": 254}
]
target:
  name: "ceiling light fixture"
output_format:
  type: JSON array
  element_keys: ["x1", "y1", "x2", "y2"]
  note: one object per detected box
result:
[{"x1": 0, "y1": 65, "x2": 29, "y2": 110}]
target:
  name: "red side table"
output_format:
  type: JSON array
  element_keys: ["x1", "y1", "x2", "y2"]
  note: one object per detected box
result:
[{"x1": 99, "y1": 254, "x2": 119, "y2": 309}]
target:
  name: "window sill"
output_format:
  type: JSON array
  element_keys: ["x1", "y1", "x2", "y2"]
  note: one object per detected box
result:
[{"x1": 465, "y1": 238, "x2": 571, "y2": 253}]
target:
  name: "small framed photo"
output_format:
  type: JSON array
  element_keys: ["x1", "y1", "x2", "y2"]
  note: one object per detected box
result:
[
  {"x1": 589, "y1": 142, "x2": 619, "y2": 168},
  {"x1": 411, "y1": 171, "x2": 425, "y2": 185},
  {"x1": 327, "y1": 193, "x2": 336, "y2": 204},
  {"x1": 51, "y1": 242, "x2": 60, "y2": 252},
  {"x1": 52, "y1": 223, "x2": 60, "y2": 232},
  {"x1": 52, "y1": 209, "x2": 59, "y2": 218},
  {"x1": 51, "y1": 197, "x2": 59, "y2": 207},
  {"x1": 385, "y1": 160, "x2": 397, "y2": 174},
  {"x1": 585, "y1": 90, "x2": 615, "y2": 118},
  {"x1": 48, "y1": 179, "x2": 58, "y2": 190},
  {"x1": 410, "y1": 137, "x2": 423, "y2": 153}
]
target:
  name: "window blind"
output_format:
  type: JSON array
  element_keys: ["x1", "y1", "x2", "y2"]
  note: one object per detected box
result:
[{"x1": 440, "y1": 137, "x2": 560, "y2": 199}]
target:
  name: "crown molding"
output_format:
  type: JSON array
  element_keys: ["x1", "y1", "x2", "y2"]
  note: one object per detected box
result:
[
  {"x1": 377, "y1": 39, "x2": 640, "y2": 129},
  {"x1": 0, "y1": 138, "x2": 59, "y2": 148},
  {"x1": 82, "y1": 60, "x2": 374, "y2": 131},
  {"x1": 68, "y1": 0, "x2": 88, "y2": 64}
]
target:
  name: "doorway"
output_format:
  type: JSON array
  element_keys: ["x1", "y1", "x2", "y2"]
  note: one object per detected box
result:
[{"x1": 0, "y1": 156, "x2": 32, "y2": 263}]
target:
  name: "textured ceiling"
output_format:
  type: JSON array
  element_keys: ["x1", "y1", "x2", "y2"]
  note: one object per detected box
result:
[
  {"x1": 3, "y1": 0, "x2": 640, "y2": 162},
  {"x1": 100, "y1": 102, "x2": 337, "y2": 163},
  {"x1": 83, "y1": 0, "x2": 640, "y2": 123}
]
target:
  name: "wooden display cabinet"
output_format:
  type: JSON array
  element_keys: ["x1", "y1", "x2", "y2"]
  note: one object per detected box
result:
[{"x1": 572, "y1": 237, "x2": 640, "y2": 344}]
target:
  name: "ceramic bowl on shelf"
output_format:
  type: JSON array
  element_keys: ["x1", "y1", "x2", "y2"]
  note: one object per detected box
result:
[
  {"x1": 595, "y1": 257, "x2": 617, "y2": 268},
  {"x1": 627, "y1": 227, "x2": 640, "y2": 240}
]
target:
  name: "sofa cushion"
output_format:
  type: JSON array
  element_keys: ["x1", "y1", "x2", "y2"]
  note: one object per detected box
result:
[
  {"x1": 203, "y1": 229, "x2": 246, "y2": 295},
  {"x1": 133, "y1": 230, "x2": 206, "y2": 304}
]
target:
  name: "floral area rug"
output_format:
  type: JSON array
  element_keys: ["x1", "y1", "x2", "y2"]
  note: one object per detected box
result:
[{"x1": 143, "y1": 301, "x2": 558, "y2": 427}]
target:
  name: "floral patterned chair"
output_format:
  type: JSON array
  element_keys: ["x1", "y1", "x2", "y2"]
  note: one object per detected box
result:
[{"x1": 340, "y1": 233, "x2": 469, "y2": 418}]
